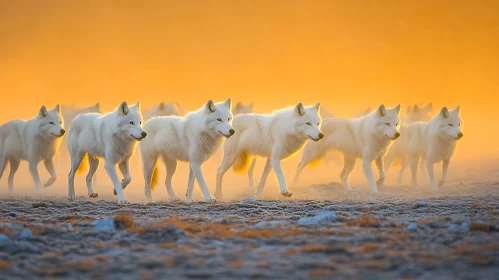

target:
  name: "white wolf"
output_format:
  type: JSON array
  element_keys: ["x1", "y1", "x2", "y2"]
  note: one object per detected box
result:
[
  {"x1": 384, "y1": 103, "x2": 433, "y2": 185},
  {"x1": 0, "y1": 105, "x2": 65, "y2": 191},
  {"x1": 232, "y1": 102, "x2": 254, "y2": 116},
  {"x1": 140, "y1": 99, "x2": 234, "y2": 203},
  {"x1": 294, "y1": 104, "x2": 401, "y2": 193},
  {"x1": 215, "y1": 103, "x2": 323, "y2": 200},
  {"x1": 145, "y1": 102, "x2": 185, "y2": 120},
  {"x1": 67, "y1": 101, "x2": 146, "y2": 203},
  {"x1": 405, "y1": 106, "x2": 463, "y2": 189}
]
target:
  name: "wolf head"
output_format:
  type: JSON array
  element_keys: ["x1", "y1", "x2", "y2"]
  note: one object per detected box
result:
[
  {"x1": 436, "y1": 106, "x2": 463, "y2": 140},
  {"x1": 148, "y1": 102, "x2": 180, "y2": 118},
  {"x1": 405, "y1": 103, "x2": 432, "y2": 123},
  {"x1": 373, "y1": 104, "x2": 401, "y2": 140},
  {"x1": 293, "y1": 103, "x2": 324, "y2": 141},
  {"x1": 37, "y1": 104, "x2": 65, "y2": 138},
  {"x1": 232, "y1": 102, "x2": 253, "y2": 116},
  {"x1": 115, "y1": 101, "x2": 147, "y2": 141},
  {"x1": 203, "y1": 99, "x2": 235, "y2": 138}
]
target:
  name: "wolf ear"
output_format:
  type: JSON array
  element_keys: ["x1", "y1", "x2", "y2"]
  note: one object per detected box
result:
[
  {"x1": 453, "y1": 106, "x2": 460, "y2": 115},
  {"x1": 413, "y1": 104, "x2": 419, "y2": 112},
  {"x1": 119, "y1": 101, "x2": 130, "y2": 115},
  {"x1": 224, "y1": 98, "x2": 232, "y2": 110},
  {"x1": 377, "y1": 104, "x2": 387, "y2": 117},
  {"x1": 52, "y1": 104, "x2": 61, "y2": 114},
  {"x1": 39, "y1": 106, "x2": 49, "y2": 118},
  {"x1": 393, "y1": 104, "x2": 401, "y2": 115},
  {"x1": 133, "y1": 101, "x2": 141, "y2": 111},
  {"x1": 314, "y1": 103, "x2": 321, "y2": 113},
  {"x1": 205, "y1": 100, "x2": 216, "y2": 113},
  {"x1": 294, "y1": 102, "x2": 306, "y2": 116},
  {"x1": 235, "y1": 102, "x2": 242, "y2": 110},
  {"x1": 95, "y1": 103, "x2": 100, "y2": 111},
  {"x1": 440, "y1": 107, "x2": 450, "y2": 118},
  {"x1": 425, "y1": 103, "x2": 433, "y2": 111}
]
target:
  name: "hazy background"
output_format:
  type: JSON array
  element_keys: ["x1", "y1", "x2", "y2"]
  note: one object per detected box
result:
[{"x1": 0, "y1": 0, "x2": 498, "y2": 201}]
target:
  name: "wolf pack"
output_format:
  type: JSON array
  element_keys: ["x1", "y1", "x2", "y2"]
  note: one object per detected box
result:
[{"x1": 0, "y1": 100, "x2": 463, "y2": 204}]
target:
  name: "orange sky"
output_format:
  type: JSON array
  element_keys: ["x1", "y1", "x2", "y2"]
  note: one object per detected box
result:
[{"x1": 0, "y1": 0, "x2": 498, "y2": 159}]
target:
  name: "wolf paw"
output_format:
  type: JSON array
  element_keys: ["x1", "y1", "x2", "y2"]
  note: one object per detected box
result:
[
  {"x1": 43, "y1": 178, "x2": 56, "y2": 188},
  {"x1": 214, "y1": 192, "x2": 224, "y2": 200},
  {"x1": 280, "y1": 190, "x2": 293, "y2": 197},
  {"x1": 438, "y1": 180, "x2": 445, "y2": 187},
  {"x1": 88, "y1": 192, "x2": 99, "y2": 198},
  {"x1": 117, "y1": 198, "x2": 129, "y2": 204},
  {"x1": 68, "y1": 195, "x2": 77, "y2": 202},
  {"x1": 376, "y1": 178, "x2": 385, "y2": 187},
  {"x1": 204, "y1": 198, "x2": 217, "y2": 203},
  {"x1": 168, "y1": 196, "x2": 180, "y2": 202}
]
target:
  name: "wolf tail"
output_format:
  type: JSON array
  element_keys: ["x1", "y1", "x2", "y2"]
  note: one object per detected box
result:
[
  {"x1": 76, "y1": 154, "x2": 88, "y2": 174},
  {"x1": 232, "y1": 152, "x2": 251, "y2": 173},
  {"x1": 150, "y1": 165, "x2": 159, "y2": 190}
]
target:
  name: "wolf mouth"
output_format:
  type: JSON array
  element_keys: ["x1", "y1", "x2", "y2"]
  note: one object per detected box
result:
[
  {"x1": 308, "y1": 136, "x2": 321, "y2": 142},
  {"x1": 385, "y1": 134, "x2": 398, "y2": 140},
  {"x1": 131, "y1": 134, "x2": 145, "y2": 141},
  {"x1": 218, "y1": 131, "x2": 231, "y2": 138},
  {"x1": 449, "y1": 135, "x2": 461, "y2": 140},
  {"x1": 51, "y1": 133, "x2": 63, "y2": 137}
]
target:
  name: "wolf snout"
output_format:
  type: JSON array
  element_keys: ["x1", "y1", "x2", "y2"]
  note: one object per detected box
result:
[
  {"x1": 141, "y1": 131, "x2": 148, "y2": 138},
  {"x1": 229, "y1": 129, "x2": 235, "y2": 136},
  {"x1": 318, "y1": 132, "x2": 324, "y2": 140},
  {"x1": 394, "y1": 132, "x2": 400, "y2": 139},
  {"x1": 60, "y1": 129, "x2": 66, "y2": 136},
  {"x1": 457, "y1": 132, "x2": 463, "y2": 139}
]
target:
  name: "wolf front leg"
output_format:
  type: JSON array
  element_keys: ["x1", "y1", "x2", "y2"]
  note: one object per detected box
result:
[
  {"x1": 104, "y1": 158, "x2": 129, "y2": 204},
  {"x1": 426, "y1": 159, "x2": 438, "y2": 190},
  {"x1": 190, "y1": 161, "x2": 215, "y2": 202},
  {"x1": 28, "y1": 156, "x2": 43, "y2": 190},
  {"x1": 270, "y1": 156, "x2": 292, "y2": 197},
  {"x1": 361, "y1": 150, "x2": 378, "y2": 193},
  {"x1": 438, "y1": 159, "x2": 450, "y2": 187},
  {"x1": 374, "y1": 156, "x2": 385, "y2": 187},
  {"x1": 43, "y1": 158, "x2": 57, "y2": 187}
]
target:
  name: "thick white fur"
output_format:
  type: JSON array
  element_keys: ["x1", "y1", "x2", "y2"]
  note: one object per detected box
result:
[
  {"x1": 294, "y1": 104, "x2": 401, "y2": 193},
  {"x1": 0, "y1": 105, "x2": 65, "y2": 191},
  {"x1": 384, "y1": 103, "x2": 433, "y2": 185},
  {"x1": 140, "y1": 99, "x2": 234, "y2": 203},
  {"x1": 67, "y1": 101, "x2": 146, "y2": 203},
  {"x1": 406, "y1": 106, "x2": 463, "y2": 189},
  {"x1": 232, "y1": 102, "x2": 253, "y2": 116},
  {"x1": 215, "y1": 103, "x2": 323, "y2": 199}
]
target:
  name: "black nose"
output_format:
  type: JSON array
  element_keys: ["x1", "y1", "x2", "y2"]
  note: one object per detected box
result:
[
  {"x1": 318, "y1": 133, "x2": 324, "y2": 139},
  {"x1": 394, "y1": 132, "x2": 400, "y2": 139},
  {"x1": 457, "y1": 132, "x2": 463, "y2": 138},
  {"x1": 60, "y1": 129, "x2": 66, "y2": 135},
  {"x1": 229, "y1": 129, "x2": 235, "y2": 135},
  {"x1": 141, "y1": 131, "x2": 147, "y2": 138}
]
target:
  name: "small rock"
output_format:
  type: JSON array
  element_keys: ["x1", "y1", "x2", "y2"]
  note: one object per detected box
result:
[
  {"x1": 32, "y1": 202, "x2": 48, "y2": 208},
  {"x1": 406, "y1": 223, "x2": 418, "y2": 232},
  {"x1": 0, "y1": 234, "x2": 9, "y2": 244},
  {"x1": 253, "y1": 221, "x2": 289, "y2": 229},
  {"x1": 448, "y1": 222, "x2": 469, "y2": 232},
  {"x1": 19, "y1": 228, "x2": 33, "y2": 239},
  {"x1": 92, "y1": 218, "x2": 116, "y2": 232},
  {"x1": 298, "y1": 211, "x2": 336, "y2": 225},
  {"x1": 414, "y1": 201, "x2": 428, "y2": 208}
]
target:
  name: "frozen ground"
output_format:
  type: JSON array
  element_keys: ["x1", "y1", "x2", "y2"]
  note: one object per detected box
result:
[{"x1": 0, "y1": 180, "x2": 498, "y2": 279}]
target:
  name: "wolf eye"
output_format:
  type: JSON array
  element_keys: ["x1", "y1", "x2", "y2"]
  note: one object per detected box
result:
[
  {"x1": 448, "y1": 124, "x2": 453, "y2": 127},
  {"x1": 385, "y1": 123, "x2": 390, "y2": 126},
  {"x1": 396, "y1": 123, "x2": 399, "y2": 127},
  {"x1": 217, "y1": 118, "x2": 222, "y2": 122},
  {"x1": 306, "y1": 122, "x2": 311, "y2": 126},
  {"x1": 140, "y1": 121, "x2": 142, "y2": 125},
  {"x1": 129, "y1": 121, "x2": 135, "y2": 125},
  {"x1": 458, "y1": 124, "x2": 461, "y2": 127},
  {"x1": 49, "y1": 122, "x2": 54, "y2": 125},
  {"x1": 228, "y1": 118, "x2": 231, "y2": 122},
  {"x1": 317, "y1": 123, "x2": 320, "y2": 126}
]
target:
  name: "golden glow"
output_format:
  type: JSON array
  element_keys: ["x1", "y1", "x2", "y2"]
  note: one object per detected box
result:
[{"x1": 0, "y1": 0, "x2": 498, "y2": 161}]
